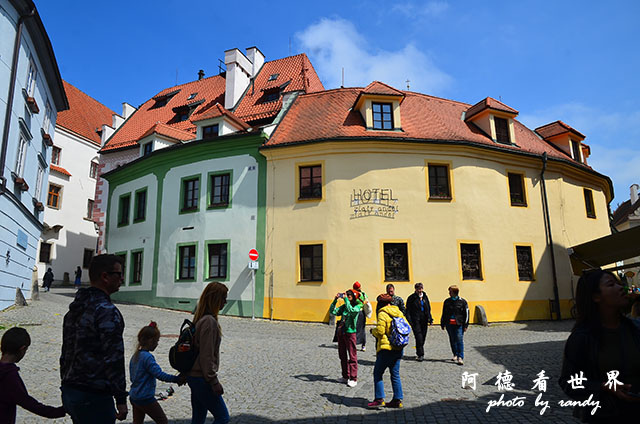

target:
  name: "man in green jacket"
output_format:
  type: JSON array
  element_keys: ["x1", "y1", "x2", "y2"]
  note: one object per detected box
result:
[{"x1": 330, "y1": 290, "x2": 363, "y2": 387}]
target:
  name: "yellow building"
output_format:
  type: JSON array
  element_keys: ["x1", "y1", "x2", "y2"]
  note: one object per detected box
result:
[{"x1": 260, "y1": 82, "x2": 613, "y2": 323}]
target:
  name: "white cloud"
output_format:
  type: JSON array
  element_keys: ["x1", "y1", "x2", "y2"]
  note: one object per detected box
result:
[
  {"x1": 519, "y1": 103, "x2": 640, "y2": 202},
  {"x1": 296, "y1": 18, "x2": 452, "y2": 94},
  {"x1": 392, "y1": 1, "x2": 449, "y2": 19}
]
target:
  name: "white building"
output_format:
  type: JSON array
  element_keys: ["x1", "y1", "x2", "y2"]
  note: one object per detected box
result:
[
  {"x1": 36, "y1": 81, "x2": 115, "y2": 284},
  {"x1": 0, "y1": 0, "x2": 68, "y2": 309}
]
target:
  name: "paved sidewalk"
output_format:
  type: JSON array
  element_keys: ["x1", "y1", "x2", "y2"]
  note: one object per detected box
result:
[{"x1": 1, "y1": 288, "x2": 581, "y2": 423}]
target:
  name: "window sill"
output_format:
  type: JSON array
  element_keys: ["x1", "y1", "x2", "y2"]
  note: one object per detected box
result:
[
  {"x1": 206, "y1": 277, "x2": 229, "y2": 282},
  {"x1": 462, "y1": 278, "x2": 484, "y2": 282},
  {"x1": 297, "y1": 196, "x2": 322, "y2": 202},
  {"x1": 586, "y1": 215, "x2": 596, "y2": 219},
  {"x1": 117, "y1": 223, "x2": 129, "y2": 228},
  {"x1": 133, "y1": 218, "x2": 146, "y2": 224},
  {"x1": 297, "y1": 280, "x2": 324, "y2": 285},
  {"x1": 510, "y1": 202, "x2": 528, "y2": 207},
  {"x1": 175, "y1": 278, "x2": 197, "y2": 283},
  {"x1": 179, "y1": 208, "x2": 199, "y2": 214},
  {"x1": 83, "y1": 217, "x2": 94, "y2": 222},
  {"x1": 207, "y1": 202, "x2": 230, "y2": 209},
  {"x1": 428, "y1": 196, "x2": 452, "y2": 201},
  {"x1": 129, "y1": 282, "x2": 142, "y2": 286},
  {"x1": 26, "y1": 96, "x2": 40, "y2": 114}
]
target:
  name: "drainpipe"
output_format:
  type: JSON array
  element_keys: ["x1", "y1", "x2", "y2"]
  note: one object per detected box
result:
[
  {"x1": 0, "y1": 8, "x2": 35, "y2": 194},
  {"x1": 540, "y1": 152, "x2": 561, "y2": 319}
]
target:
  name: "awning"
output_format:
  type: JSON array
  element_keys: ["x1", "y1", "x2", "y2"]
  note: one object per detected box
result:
[{"x1": 568, "y1": 225, "x2": 640, "y2": 275}]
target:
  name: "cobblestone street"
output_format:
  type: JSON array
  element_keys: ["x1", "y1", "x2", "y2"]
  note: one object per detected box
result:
[{"x1": 1, "y1": 288, "x2": 582, "y2": 423}]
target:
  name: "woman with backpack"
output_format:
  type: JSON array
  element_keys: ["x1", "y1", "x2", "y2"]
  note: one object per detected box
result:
[
  {"x1": 368, "y1": 294, "x2": 406, "y2": 409},
  {"x1": 440, "y1": 285, "x2": 469, "y2": 365},
  {"x1": 188, "y1": 282, "x2": 230, "y2": 424}
]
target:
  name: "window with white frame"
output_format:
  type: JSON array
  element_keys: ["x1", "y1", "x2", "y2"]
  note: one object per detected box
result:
[
  {"x1": 89, "y1": 162, "x2": 99, "y2": 179},
  {"x1": 15, "y1": 135, "x2": 28, "y2": 177},
  {"x1": 26, "y1": 58, "x2": 37, "y2": 96},
  {"x1": 35, "y1": 165, "x2": 44, "y2": 199},
  {"x1": 42, "y1": 101, "x2": 52, "y2": 133}
]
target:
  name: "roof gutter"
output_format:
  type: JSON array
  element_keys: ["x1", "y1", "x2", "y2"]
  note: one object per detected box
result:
[
  {"x1": 540, "y1": 152, "x2": 561, "y2": 320},
  {"x1": 0, "y1": 7, "x2": 35, "y2": 195}
]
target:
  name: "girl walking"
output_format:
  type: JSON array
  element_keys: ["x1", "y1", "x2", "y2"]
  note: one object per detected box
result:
[
  {"x1": 188, "y1": 282, "x2": 230, "y2": 424},
  {"x1": 329, "y1": 289, "x2": 363, "y2": 387},
  {"x1": 129, "y1": 322, "x2": 183, "y2": 424}
]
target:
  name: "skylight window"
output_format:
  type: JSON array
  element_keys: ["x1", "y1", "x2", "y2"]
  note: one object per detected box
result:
[
  {"x1": 187, "y1": 93, "x2": 197, "y2": 100},
  {"x1": 268, "y1": 73, "x2": 279, "y2": 81}
]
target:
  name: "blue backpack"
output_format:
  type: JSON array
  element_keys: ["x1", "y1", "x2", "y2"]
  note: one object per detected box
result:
[{"x1": 388, "y1": 315, "x2": 411, "y2": 348}]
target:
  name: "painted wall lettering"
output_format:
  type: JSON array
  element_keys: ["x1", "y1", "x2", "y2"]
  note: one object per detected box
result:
[{"x1": 350, "y1": 188, "x2": 399, "y2": 219}]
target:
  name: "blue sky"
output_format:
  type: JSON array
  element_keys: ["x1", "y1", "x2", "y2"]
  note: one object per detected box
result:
[{"x1": 37, "y1": 1, "x2": 639, "y2": 205}]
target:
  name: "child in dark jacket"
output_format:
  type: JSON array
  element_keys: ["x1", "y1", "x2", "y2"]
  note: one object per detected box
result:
[
  {"x1": 0, "y1": 327, "x2": 66, "y2": 423},
  {"x1": 129, "y1": 322, "x2": 184, "y2": 424}
]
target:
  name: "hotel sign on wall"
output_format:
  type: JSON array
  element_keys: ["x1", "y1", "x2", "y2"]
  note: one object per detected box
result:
[{"x1": 350, "y1": 188, "x2": 398, "y2": 219}]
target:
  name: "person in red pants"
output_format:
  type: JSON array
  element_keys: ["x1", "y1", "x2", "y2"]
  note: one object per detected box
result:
[{"x1": 329, "y1": 290, "x2": 363, "y2": 387}]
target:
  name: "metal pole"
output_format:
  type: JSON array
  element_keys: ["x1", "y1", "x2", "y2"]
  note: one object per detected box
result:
[{"x1": 251, "y1": 268, "x2": 255, "y2": 320}]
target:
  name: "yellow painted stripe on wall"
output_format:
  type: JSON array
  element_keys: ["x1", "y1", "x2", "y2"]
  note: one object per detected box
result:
[{"x1": 263, "y1": 297, "x2": 574, "y2": 323}]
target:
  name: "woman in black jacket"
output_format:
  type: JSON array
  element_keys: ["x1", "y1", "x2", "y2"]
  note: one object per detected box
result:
[
  {"x1": 559, "y1": 270, "x2": 640, "y2": 422},
  {"x1": 440, "y1": 285, "x2": 468, "y2": 365}
]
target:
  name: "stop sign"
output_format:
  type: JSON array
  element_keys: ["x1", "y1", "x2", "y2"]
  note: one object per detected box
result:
[{"x1": 249, "y1": 249, "x2": 259, "y2": 261}]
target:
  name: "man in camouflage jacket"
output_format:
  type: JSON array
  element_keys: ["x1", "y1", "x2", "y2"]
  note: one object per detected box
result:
[{"x1": 60, "y1": 254, "x2": 127, "y2": 423}]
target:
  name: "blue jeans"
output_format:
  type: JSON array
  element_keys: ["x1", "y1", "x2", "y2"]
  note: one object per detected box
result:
[
  {"x1": 187, "y1": 376, "x2": 230, "y2": 424},
  {"x1": 61, "y1": 385, "x2": 116, "y2": 424},
  {"x1": 373, "y1": 349, "x2": 403, "y2": 400},
  {"x1": 446, "y1": 324, "x2": 464, "y2": 359}
]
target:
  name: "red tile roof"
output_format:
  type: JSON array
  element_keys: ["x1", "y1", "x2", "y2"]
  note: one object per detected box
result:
[
  {"x1": 101, "y1": 53, "x2": 323, "y2": 152},
  {"x1": 233, "y1": 53, "x2": 324, "y2": 124},
  {"x1": 362, "y1": 81, "x2": 405, "y2": 96},
  {"x1": 139, "y1": 123, "x2": 194, "y2": 142},
  {"x1": 101, "y1": 75, "x2": 226, "y2": 152},
  {"x1": 465, "y1": 97, "x2": 518, "y2": 121},
  {"x1": 50, "y1": 164, "x2": 71, "y2": 176},
  {"x1": 535, "y1": 120, "x2": 586, "y2": 140},
  {"x1": 56, "y1": 81, "x2": 115, "y2": 145},
  {"x1": 192, "y1": 103, "x2": 250, "y2": 130},
  {"x1": 266, "y1": 87, "x2": 586, "y2": 165}
]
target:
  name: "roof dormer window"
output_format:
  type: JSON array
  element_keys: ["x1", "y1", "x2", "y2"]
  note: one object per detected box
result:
[
  {"x1": 354, "y1": 82, "x2": 405, "y2": 132},
  {"x1": 187, "y1": 93, "x2": 197, "y2": 100},
  {"x1": 268, "y1": 73, "x2": 279, "y2": 81},
  {"x1": 571, "y1": 140, "x2": 582, "y2": 163},
  {"x1": 263, "y1": 90, "x2": 279, "y2": 103},
  {"x1": 372, "y1": 102, "x2": 393, "y2": 130},
  {"x1": 151, "y1": 89, "x2": 180, "y2": 109},
  {"x1": 494, "y1": 117, "x2": 511, "y2": 144}
]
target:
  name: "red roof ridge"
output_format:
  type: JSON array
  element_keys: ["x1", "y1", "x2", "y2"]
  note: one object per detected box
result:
[
  {"x1": 139, "y1": 123, "x2": 194, "y2": 141},
  {"x1": 192, "y1": 103, "x2": 249, "y2": 130},
  {"x1": 50, "y1": 164, "x2": 72, "y2": 176},
  {"x1": 362, "y1": 81, "x2": 405, "y2": 96},
  {"x1": 465, "y1": 96, "x2": 518, "y2": 121}
]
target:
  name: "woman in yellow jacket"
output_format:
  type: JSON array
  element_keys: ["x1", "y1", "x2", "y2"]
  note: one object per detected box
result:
[{"x1": 368, "y1": 294, "x2": 404, "y2": 409}]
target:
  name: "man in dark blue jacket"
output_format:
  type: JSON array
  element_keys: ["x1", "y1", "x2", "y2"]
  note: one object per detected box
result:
[
  {"x1": 60, "y1": 254, "x2": 127, "y2": 423},
  {"x1": 406, "y1": 282, "x2": 433, "y2": 361}
]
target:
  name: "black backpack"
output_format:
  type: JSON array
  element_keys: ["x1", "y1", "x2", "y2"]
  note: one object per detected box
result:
[{"x1": 169, "y1": 319, "x2": 198, "y2": 373}]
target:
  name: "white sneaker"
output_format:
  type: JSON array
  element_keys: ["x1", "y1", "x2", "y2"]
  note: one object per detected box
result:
[
  {"x1": 347, "y1": 379, "x2": 358, "y2": 387},
  {"x1": 361, "y1": 346, "x2": 366, "y2": 352},
  {"x1": 338, "y1": 377, "x2": 348, "y2": 384}
]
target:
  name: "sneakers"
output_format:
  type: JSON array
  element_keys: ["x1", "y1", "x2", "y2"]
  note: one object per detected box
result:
[
  {"x1": 457, "y1": 357, "x2": 464, "y2": 366},
  {"x1": 367, "y1": 399, "x2": 385, "y2": 408},
  {"x1": 417, "y1": 356, "x2": 424, "y2": 362},
  {"x1": 361, "y1": 345, "x2": 366, "y2": 352},
  {"x1": 338, "y1": 377, "x2": 348, "y2": 384},
  {"x1": 452, "y1": 355, "x2": 458, "y2": 362},
  {"x1": 347, "y1": 379, "x2": 358, "y2": 387},
  {"x1": 386, "y1": 399, "x2": 403, "y2": 408}
]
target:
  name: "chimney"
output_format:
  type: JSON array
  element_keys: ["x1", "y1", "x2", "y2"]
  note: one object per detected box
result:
[
  {"x1": 224, "y1": 47, "x2": 263, "y2": 110},
  {"x1": 631, "y1": 184, "x2": 639, "y2": 204},
  {"x1": 198, "y1": 69, "x2": 205, "y2": 80},
  {"x1": 245, "y1": 46, "x2": 265, "y2": 77}
]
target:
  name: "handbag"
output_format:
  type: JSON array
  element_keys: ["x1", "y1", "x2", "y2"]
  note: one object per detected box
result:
[{"x1": 363, "y1": 301, "x2": 373, "y2": 319}]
